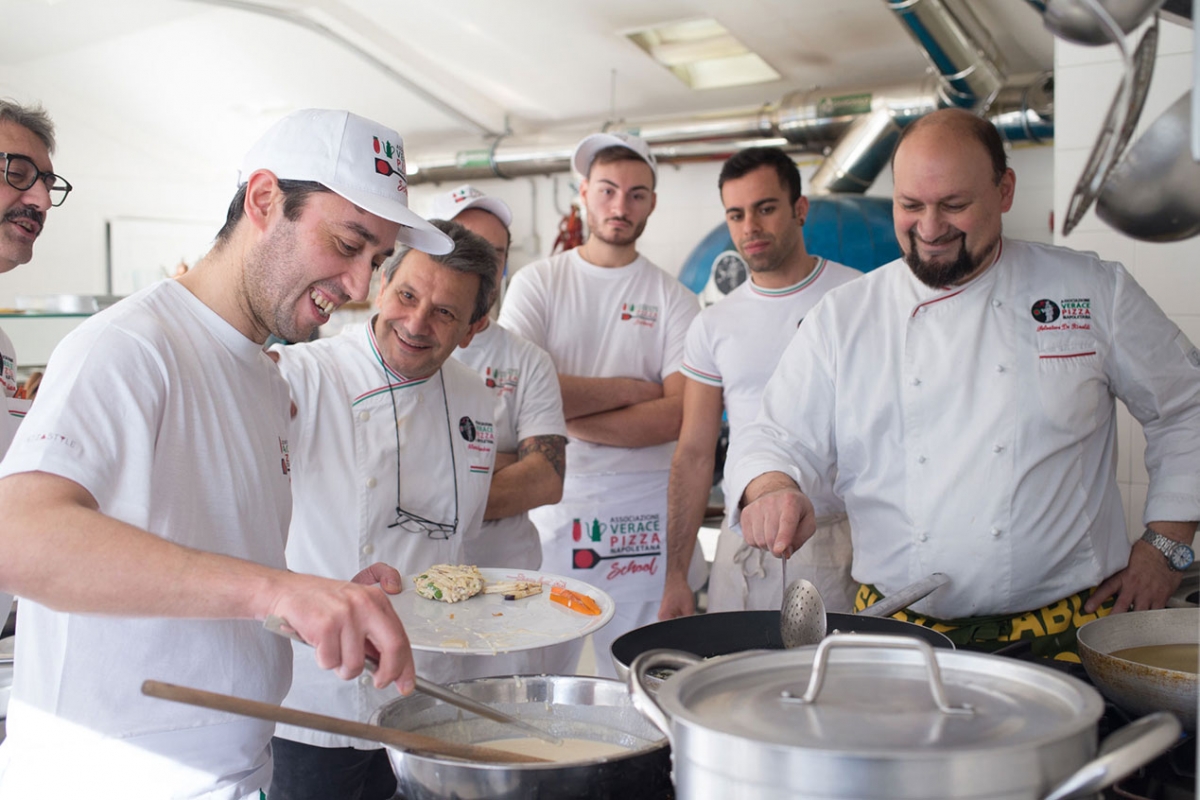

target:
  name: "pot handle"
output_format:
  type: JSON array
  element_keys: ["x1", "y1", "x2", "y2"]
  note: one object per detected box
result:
[
  {"x1": 780, "y1": 634, "x2": 975, "y2": 716},
  {"x1": 628, "y1": 649, "x2": 701, "y2": 738},
  {"x1": 1041, "y1": 711, "x2": 1181, "y2": 800}
]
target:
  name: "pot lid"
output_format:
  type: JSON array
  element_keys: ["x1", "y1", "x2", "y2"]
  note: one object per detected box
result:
[{"x1": 655, "y1": 635, "x2": 1103, "y2": 752}]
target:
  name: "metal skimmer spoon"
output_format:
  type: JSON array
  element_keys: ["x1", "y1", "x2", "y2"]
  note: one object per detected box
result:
[{"x1": 780, "y1": 578, "x2": 827, "y2": 649}]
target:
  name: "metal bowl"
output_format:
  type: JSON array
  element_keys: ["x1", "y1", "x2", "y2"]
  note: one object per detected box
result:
[
  {"x1": 1043, "y1": 0, "x2": 1165, "y2": 45},
  {"x1": 1078, "y1": 608, "x2": 1198, "y2": 730},
  {"x1": 371, "y1": 674, "x2": 670, "y2": 800}
]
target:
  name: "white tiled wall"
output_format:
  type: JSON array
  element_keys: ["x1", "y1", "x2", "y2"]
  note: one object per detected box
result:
[{"x1": 1053, "y1": 17, "x2": 1197, "y2": 542}]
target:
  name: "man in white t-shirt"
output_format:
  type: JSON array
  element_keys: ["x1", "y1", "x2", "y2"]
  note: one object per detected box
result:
[
  {"x1": 0, "y1": 109, "x2": 448, "y2": 799},
  {"x1": 269, "y1": 219, "x2": 498, "y2": 800},
  {"x1": 499, "y1": 133, "x2": 702, "y2": 677},
  {"x1": 433, "y1": 185, "x2": 568, "y2": 681},
  {"x1": 0, "y1": 100, "x2": 70, "y2": 625},
  {"x1": 659, "y1": 147, "x2": 862, "y2": 621}
]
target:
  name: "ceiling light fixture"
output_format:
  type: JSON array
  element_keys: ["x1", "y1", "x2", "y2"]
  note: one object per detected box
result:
[{"x1": 625, "y1": 18, "x2": 780, "y2": 90}]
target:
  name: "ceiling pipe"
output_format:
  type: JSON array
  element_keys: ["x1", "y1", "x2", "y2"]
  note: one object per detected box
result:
[
  {"x1": 805, "y1": 0, "x2": 1010, "y2": 194},
  {"x1": 407, "y1": 0, "x2": 1048, "y2": 189},
  {"x1": 407, "y1": 73, "x2": 1052, "y2": 186}
]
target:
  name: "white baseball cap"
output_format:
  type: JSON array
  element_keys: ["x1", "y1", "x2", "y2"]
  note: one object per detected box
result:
[
  {"x1": 571, "y1": 132, "x2": 657, "y2": 182},
  {"x1": 238, "y1": 109, "x2": 453, "y2": 255},
  {"x1": 428, "y1": 184, "x2": 513, "y2": 228}
]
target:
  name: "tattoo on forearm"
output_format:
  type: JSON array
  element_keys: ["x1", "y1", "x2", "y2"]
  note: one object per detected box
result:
[{"x1": 519, "y1": 435, "x2": 567, "y2": 479}]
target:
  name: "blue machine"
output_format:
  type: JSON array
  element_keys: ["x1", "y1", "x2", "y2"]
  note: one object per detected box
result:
[{"x1": 678, "y1": 195, "x2": 901, "y2": 298}]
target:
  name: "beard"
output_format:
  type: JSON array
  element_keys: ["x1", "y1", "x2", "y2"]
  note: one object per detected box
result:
[
  {"x1": 904, "y1": 228, "x2": 999, "y2": 289},
  {"x1": 243, "y1": 220, "x2": 334, "y2": 344},
  {"x1": 591, "y1": 216, "x2": 647, "y2": 247}
]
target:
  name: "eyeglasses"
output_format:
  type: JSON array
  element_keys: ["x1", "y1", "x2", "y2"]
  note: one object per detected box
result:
[
  {"x1": 1, "y1": 152, "x2": 72, "y2": 207},
  {"x1": 381, "y1": 367, "x2": 460, "y2": 540}
]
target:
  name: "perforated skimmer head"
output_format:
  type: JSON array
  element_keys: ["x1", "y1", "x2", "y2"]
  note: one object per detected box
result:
[{"x1": 780, "y1": 578, "x2": 827, "y2": 649}]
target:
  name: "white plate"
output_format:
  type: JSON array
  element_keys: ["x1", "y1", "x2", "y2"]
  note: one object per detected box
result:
[{"x1": 392, "y1": 568, "x2": 615, "y2": 654}]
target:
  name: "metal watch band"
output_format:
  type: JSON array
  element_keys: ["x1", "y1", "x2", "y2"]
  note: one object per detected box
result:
[{"x1": 1141, "y1": 529, "x2": 1194, "y2": 571}]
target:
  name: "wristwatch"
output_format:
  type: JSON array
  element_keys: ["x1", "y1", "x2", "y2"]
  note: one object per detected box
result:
[{"x1": 1140, "y1": 529, "x2": 1196, "y2": 571}]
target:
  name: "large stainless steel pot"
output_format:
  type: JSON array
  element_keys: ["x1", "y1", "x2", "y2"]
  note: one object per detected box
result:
[
  {"x1": 371, "y1": 674, "x2": 670, "y2": 799},
  {"x1": 1078, "y1": 607, "x2": 1198, "y2": 730},
  {"x1": 630, "y1": 635, "x2": 1181, "y2": 800},
  {"x1": 610, "y1": 610, "x2": 953, "y2": 682}
]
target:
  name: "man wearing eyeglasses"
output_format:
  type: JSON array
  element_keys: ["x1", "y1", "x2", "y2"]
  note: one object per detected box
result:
[
  {"x1": 0, "y1": 100, "x2": 70, "y2": 457},
  {"x1": 0, "y1": 109, "x2": 433, "y2": 799},
  {"x1": 268, "y1": 219, "x2": 498, "y2": 800}
]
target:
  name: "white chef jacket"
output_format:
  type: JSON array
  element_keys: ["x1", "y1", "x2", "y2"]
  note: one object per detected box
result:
[
  {"x1": 728, "y1": 238, "x2": 1200, "y2": 619},
  {"x1": 682, "y1": 259, "x2": 863, "y2": 613},
  {"x1": 0, "y1": 280, "x2": 294, "y2": 799},
  {"x1": 272, "y1": 322, "x2": 495, "y2": 749},
  {"x1": 0, "y1": 326, "x2": 21, "y2": 455},
  {"x1": 451, "y1": 320, "x2": 566, "y2": 569}
]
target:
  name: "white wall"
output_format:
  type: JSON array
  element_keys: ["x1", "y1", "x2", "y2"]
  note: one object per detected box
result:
[
  {"x1": 408, "y1": 143, "x2": 1055, "y2": 284},
  {"x1": 1053, "y1": 17, "x2": 1197, "y2": 543}
]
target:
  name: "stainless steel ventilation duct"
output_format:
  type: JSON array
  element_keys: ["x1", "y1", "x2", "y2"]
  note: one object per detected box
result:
[
  {"x1": 407, "y1": 74, "x2": 1052, "y2": 187},
  {"x1": 408, "y1": 0, "x2": 1047, "y2": 191}
]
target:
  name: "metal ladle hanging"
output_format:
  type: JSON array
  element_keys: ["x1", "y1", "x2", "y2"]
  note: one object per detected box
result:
[{"x1": 1061, "y1": 0, "x2": 1159, "y2": 236}]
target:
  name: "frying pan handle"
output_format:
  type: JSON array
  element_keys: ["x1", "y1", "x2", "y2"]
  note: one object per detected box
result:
[
  {"x1": 780, "y1": 634, "x2": 975, "y2": 716},
  {"x1": 628, "y1": 649, "x2": 701, "y2": 738},
  {"x1": 1042, "y1": 712, "x2": 1181, "y2": 800}
]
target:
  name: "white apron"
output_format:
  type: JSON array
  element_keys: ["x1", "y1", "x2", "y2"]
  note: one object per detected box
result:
[{"x1": 532, "y1": 470, "x2": 702, "y2": 604}]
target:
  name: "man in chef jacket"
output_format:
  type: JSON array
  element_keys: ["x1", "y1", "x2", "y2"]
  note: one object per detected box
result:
[
  {"x1": 659, "y1": 147, "x2": 862, "y2": 621},
  {"x1": 269, "y1": 219, "x2": 499, "y2": 800},
  {"x1": 433, "y1": 186, "x2": 572, "y2": 684},
  {"x1": 0, "y1": 108, "x2": 432, "y2": 799},
  {"x1": 0, "y1": 100, "x2": 68, "y2": 629},
  {"x1": 729, "y1": 108, "x2": 1200, "y2": 657},
  {"x1": 499, "y1": 133, "x2": 705, "y2": 677}
]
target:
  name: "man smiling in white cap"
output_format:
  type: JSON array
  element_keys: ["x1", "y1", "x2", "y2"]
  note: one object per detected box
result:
[
  {"x1": 0, "y1": 108, "x2": 447, "y2": 799},
  {"x1": 500, "y1": 134, "x2": 704, "y2": 677}
]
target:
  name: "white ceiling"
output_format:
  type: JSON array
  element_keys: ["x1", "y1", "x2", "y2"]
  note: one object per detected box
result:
[{"x1": 1, "y1": 0, "x2": 1054, "y2": 176}]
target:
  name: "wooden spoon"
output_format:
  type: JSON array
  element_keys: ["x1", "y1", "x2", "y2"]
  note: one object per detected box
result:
[{"x1": 141, "y1": 680, "x2": 550, "y2": 764}]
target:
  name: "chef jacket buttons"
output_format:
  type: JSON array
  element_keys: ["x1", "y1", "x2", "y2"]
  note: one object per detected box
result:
[
  {"x1": 993, "y1": 444, "x2": 1005, "y2": 454},
  {"x1": 359, "y1": 410, "x2": 370, "y2": 422},
  {"x1": 990, "y1": 527, "x2": 1002, "y2": 537},
  {"x1": 992, "y1": 299, "x2": 1002, "y2": 308},
  {"x1": 359, "y1": 674, "x2": 372, "y2": 686},
  {"x1": 918, "y1": 532, "x2": 929, "y2": 542},
  {"x1": 366, "y1": 477, "x2": 377, "y2": 489},
  {"x1": 911, "y1": 377, "x2": 921, "y2": 386},
  {"x1": 917, "y1": 455, "x2": 927, "y2": 464},
  {"x1": 996, "y1": 364, "x2": 1006, "y2": 373},
  {"x1": 362, "y1": 544, "x2": 374, "y2": 556}
]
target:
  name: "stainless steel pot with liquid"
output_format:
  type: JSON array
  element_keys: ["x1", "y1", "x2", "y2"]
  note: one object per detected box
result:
[
  {"x1": 371, "y1": 674, "x2": 670, "y2": 800},
  {"x1": 630, "y1": 634, "x2": 1181, "y2": 800}
]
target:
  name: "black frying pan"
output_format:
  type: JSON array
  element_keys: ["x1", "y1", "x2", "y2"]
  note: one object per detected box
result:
[{"x1": 611, "y1": 611, "x2": 954, "y2": 678}]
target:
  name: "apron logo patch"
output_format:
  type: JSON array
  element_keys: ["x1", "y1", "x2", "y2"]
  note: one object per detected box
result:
[
  {"x1": 619, "y1": 302, "x2": 659, "y2": 328},
  {"x1": 1031, "y1": 299, "x2": 1060, "y2": 323},
  {"x1": 570, "y1": 515, "x2": 663, "y2": 579}
]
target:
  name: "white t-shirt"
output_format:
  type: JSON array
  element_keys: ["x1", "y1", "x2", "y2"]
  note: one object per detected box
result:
[
  {"x1": 272, "y1": 322, "x2": 496, "y2": 748},
  {"x1": 0, "y1": 279, "x2": 294, "y2": 799},
  {"x1": 728, "y1": 238, "x2": 1200, "y2": 618},
  {"x1": 451, "y1": 321, "x2": 566, "y2": 568},
  {"x1": 499, "y1": 249, "x2": 699, "y2": 476},
  {"x1": 682, "y1": 258, "x2": 861, "y2": 465}
]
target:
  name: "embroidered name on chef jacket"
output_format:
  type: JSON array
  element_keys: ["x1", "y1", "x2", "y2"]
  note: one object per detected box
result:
[
  {"x1": 459, "y1": 415, "x2": 495, "y2": 474},
  {"x1": 484, "y1": 366, "x2": 520, "y2": 397},
  {"x1": 619, "y1": 302, "x2": 659, "y2": 328}
]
